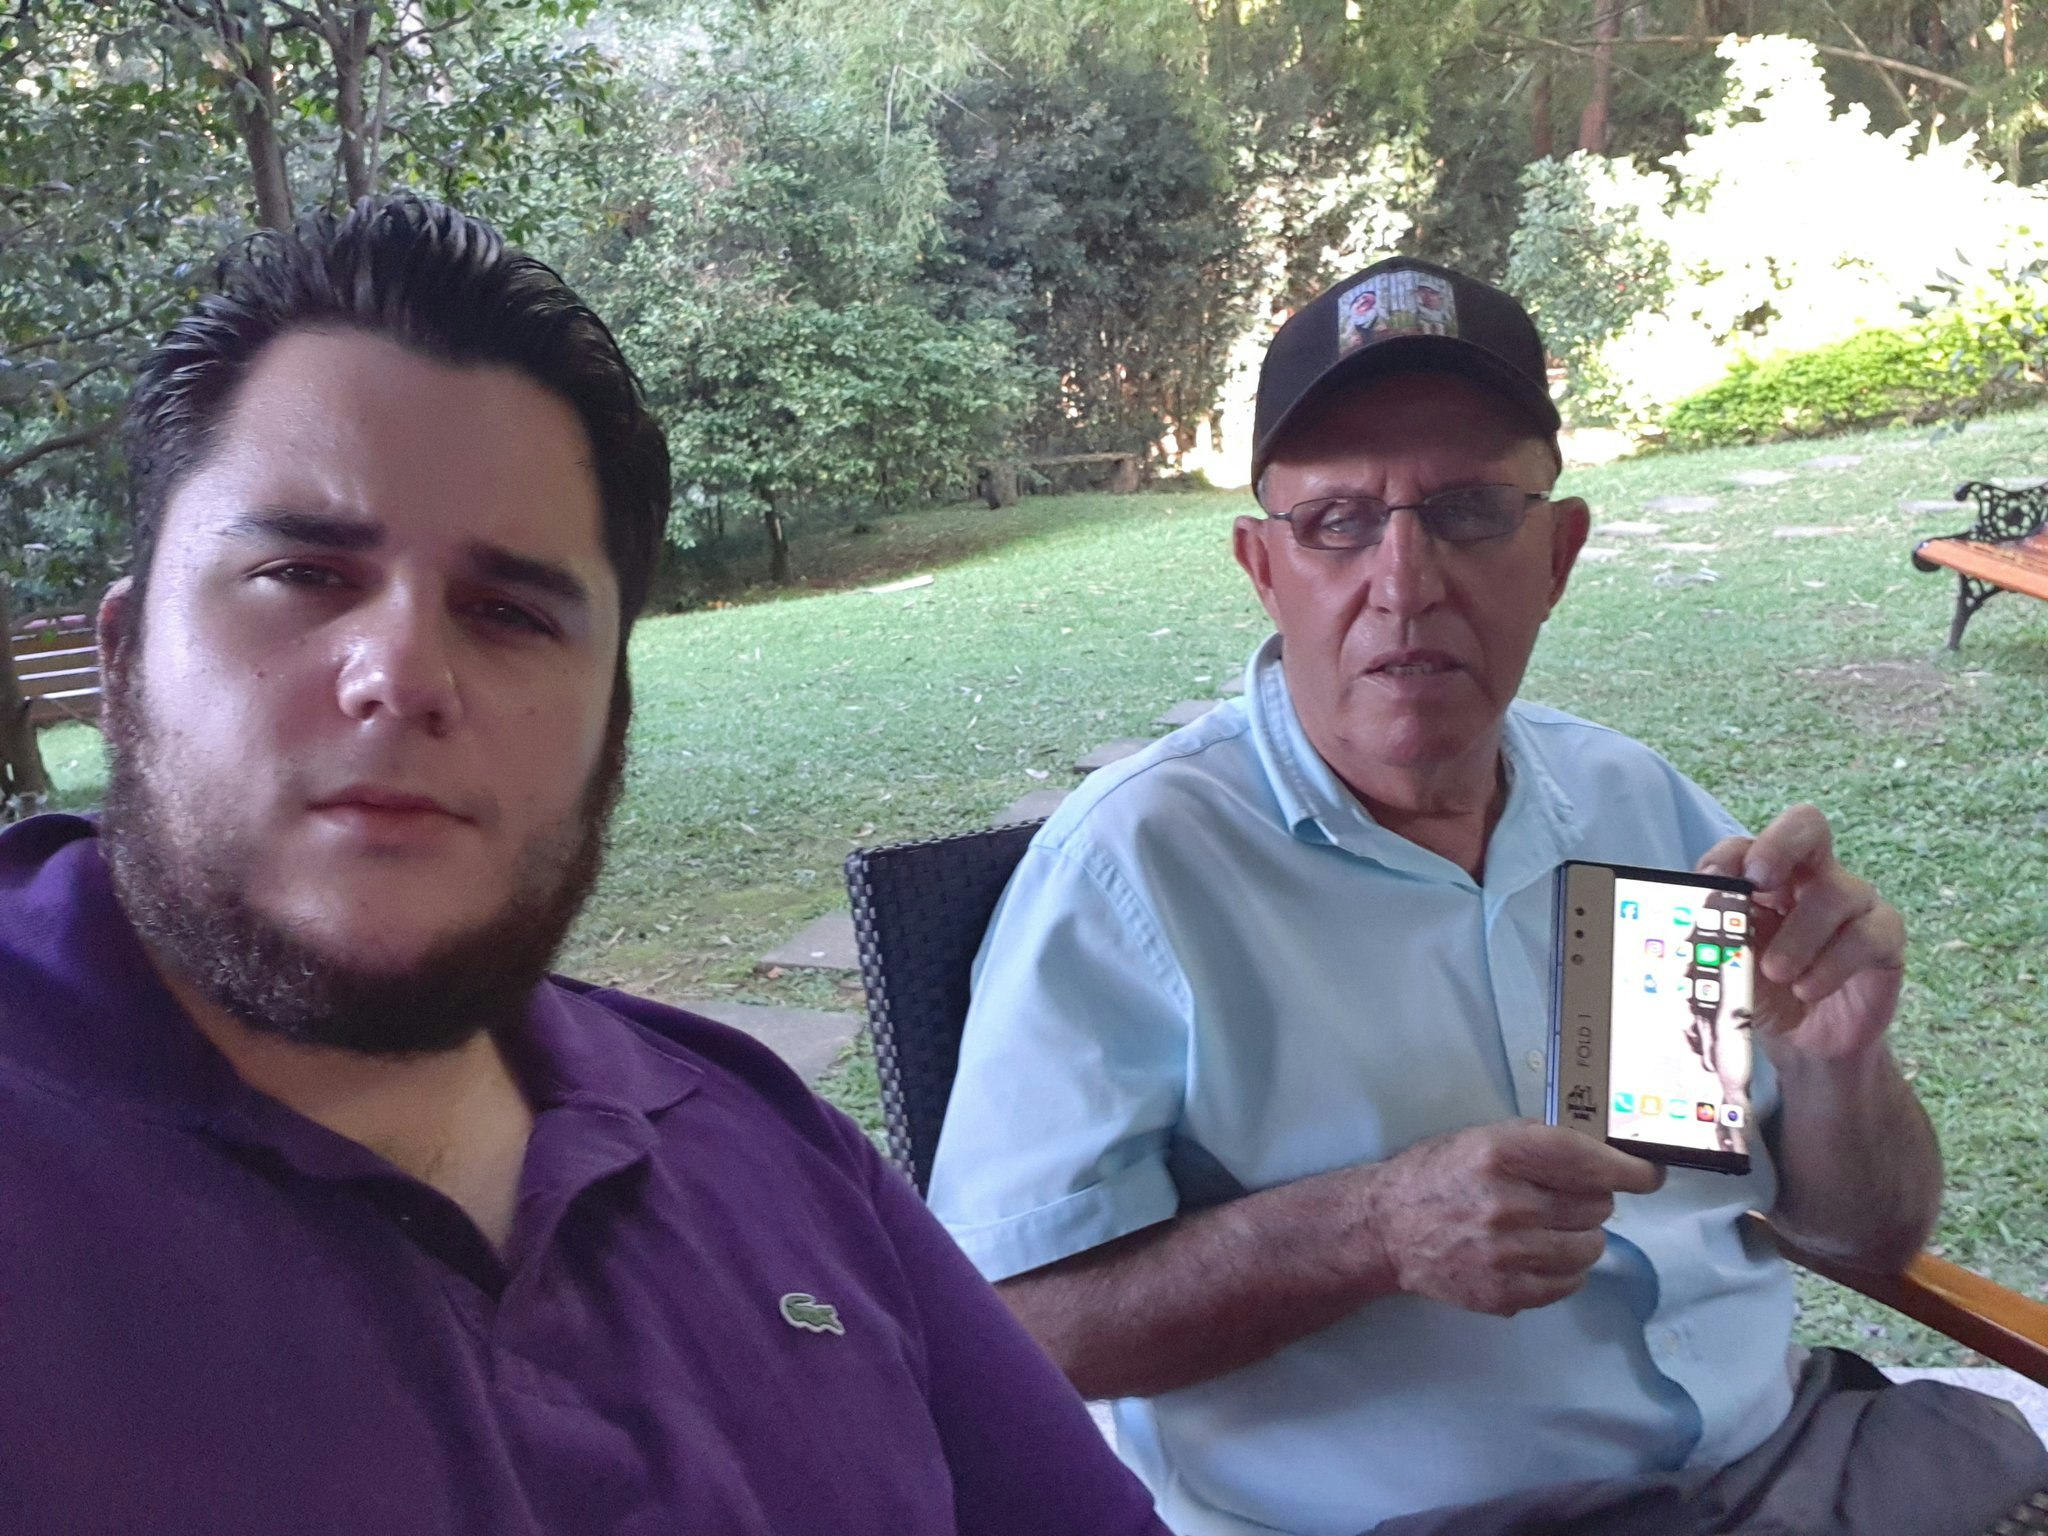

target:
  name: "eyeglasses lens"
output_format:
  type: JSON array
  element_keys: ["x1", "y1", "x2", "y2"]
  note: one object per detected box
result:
[{"x1": 1292, "y1": 487, "x2": 1527, "y2": 549}]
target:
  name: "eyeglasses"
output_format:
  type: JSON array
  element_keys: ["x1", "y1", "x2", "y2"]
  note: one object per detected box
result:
[{"x1": 1265, "y1": 485, "x2": 1547, "y2": 551}]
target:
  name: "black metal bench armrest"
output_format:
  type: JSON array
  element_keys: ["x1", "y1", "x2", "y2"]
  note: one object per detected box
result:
[{"x1": 1912, "y1": 481, "x2": 2048, "y2": 570}]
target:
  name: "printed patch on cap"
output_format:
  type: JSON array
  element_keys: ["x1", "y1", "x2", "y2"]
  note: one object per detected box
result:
[{"x1": 1337, "y1": 267, "x2": 1458, "y2": 355}]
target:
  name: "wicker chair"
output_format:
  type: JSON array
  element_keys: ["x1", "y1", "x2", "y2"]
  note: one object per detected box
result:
[{"x1": 845, "y1": 823, "x2": 2048, "y2": 1387}]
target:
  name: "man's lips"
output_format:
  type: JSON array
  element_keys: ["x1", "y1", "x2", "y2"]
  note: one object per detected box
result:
[
  {"x1": 1363, "y1": 648, "x2": 1466, "y2": 678},
  {"x1": 308, "y1": 785, "x2": 469, "y2": 821}
]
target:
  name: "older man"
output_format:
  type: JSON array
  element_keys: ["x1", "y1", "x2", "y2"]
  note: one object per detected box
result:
[
  {"x1": 929, "y1": 258, "x2": 2046, "y2": 1535},
  {"x1": 0, "y1": 196, "x2": 1166, "y2": 1535}
]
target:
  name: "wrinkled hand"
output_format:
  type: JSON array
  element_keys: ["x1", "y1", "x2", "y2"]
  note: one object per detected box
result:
[
  {"x1": 1365, "y1": 1121, "x2": 1663, "y2": 1317},
  {"x1": 1697, "y1": 804, "x2": 1905, "y2": 1063}
]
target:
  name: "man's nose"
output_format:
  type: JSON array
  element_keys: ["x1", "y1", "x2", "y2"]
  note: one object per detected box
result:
[
  {"x1": 1369, "y1": 506, "x2": 1450, "y2": 617},
  {"x1": 333, "y1": 589, "x2": 463, "y2": 732}
]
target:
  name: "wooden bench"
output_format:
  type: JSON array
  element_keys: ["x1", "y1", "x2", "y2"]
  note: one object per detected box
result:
[
  {"x1": 977, "y1": 451, "x2": 1142, "y2": 509},
  {"x1": 1910, "y1": 481, "x2": 2048, "y2": 649},
  {"x1": 8, "y1": 609, "x2": 102, "y2": 728}
]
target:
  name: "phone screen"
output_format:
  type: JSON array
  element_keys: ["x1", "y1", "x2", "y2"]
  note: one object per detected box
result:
[{"x1": 1605, "y1": 875, "x2": 1755, "y2": 1161}]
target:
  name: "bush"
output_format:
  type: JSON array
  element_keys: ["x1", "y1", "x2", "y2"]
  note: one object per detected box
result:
[{"x1": 1660, "y1": 308, "x2": 2042, "y2": 449}]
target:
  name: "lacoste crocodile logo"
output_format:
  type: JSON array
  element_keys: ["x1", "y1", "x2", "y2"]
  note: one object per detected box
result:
[{"x1": 779, "y1": 1292, "x2": 845, "y2": 1335}]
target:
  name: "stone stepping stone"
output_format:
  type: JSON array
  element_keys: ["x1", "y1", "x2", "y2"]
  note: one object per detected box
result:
[
  {"x1": 1899, "y1": 497, "x2": 1963, "y2": 514},
  {"x1": 1598, "y1": 521, "x2": 1666, "y2": 539},
  {"x1": 995, "y1": 788, "x2": 1070, "y2": 826},
  {"x1": 1993, "y1": 476, "x2": 2048, "y2": 490},
  {"x1": 1155, "y1": 699, "x2": 1219, "y2": 729},
  {"x1": 1802, "y1": 454, "x2": 1864, "y2": 470},
  {"x1": 1579, "y1": 547, "x2": 1623, "y2": 563},
  {"x1": 1643, "y1": 496, "x2": 1719, "y2": 514},
  {"x1": 1772, "y1": 525, "x2": 1854, "y2": 539},
  {"x1": 1728, "y1": 469, "x2": 1796, "y2": 488},
  {"x1": 1218, "y1": 677, "x2": 1245, "y2": 697},
  {"x1": 1075, "y1": 738, "x2": 1151, "y2": 773},
  {"x1": 759, "y1": 911, "x2": 859, "y2": 973},
  {"x1": 1656, "y1": 541, "x2": 1719, "y2": 554},
  {"x1": 688, "y1": 999, "x2": 861, "y2": 1083},
  {"x1": 1886, "y1": 1367, "x2": 2048, "y2": 1441}
]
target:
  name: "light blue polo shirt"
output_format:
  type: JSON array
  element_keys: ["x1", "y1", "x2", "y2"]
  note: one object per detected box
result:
[{"x1": 929, "y1": 634, "x2": 1797, "y2": 1536}]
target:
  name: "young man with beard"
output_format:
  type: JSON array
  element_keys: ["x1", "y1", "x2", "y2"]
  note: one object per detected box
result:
[{"x1": 0, "y1": 196, "x2": 1166, "y2": 1536}]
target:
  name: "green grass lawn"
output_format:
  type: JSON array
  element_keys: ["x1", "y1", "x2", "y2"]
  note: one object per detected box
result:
[{"x1": 40, "y1": 409, "x2": 2048, "y2": 1364}]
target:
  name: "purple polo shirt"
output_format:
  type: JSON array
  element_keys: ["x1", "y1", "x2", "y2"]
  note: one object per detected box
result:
[{"x1": 0, "y1": 814, "x2": 1164, "y2": 1535}]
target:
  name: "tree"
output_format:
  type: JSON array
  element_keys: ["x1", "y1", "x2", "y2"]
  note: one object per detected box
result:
[
  {"x1": 568, "y1": 16, "x2": 1037, "y2": 583},
  {"x1": 934, "y1": 47, "x2": 1255, "y2": 462}
]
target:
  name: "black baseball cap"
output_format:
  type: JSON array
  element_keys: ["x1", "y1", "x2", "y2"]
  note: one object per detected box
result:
[{"x1": 1250, "y1": 257, "x2": 1560, "y2": 486}]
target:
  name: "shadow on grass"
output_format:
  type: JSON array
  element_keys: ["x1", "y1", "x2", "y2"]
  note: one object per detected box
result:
[{"x1": 659, "y1": 484, "x2": 1219, "y2": 613}]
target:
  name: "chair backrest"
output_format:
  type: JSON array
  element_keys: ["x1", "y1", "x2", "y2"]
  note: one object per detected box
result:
[{"x1": 844, "y1": 822, "x2": 1040, "y2": 1193}]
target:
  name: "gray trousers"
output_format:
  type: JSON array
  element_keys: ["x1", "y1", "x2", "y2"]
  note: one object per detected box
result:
[{"x1": 1366, "y1": 1349, "x2": 2048, "y2": 1536}]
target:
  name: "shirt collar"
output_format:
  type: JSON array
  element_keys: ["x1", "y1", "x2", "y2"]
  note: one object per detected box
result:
[{"x1": 1240, "y1": 633, "x2": 1580, "y2": 893}]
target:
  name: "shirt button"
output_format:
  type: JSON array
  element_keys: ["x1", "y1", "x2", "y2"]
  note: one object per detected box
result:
[
  {"x1": 1525, "y1": 1050, "x2": 1545, "y2": 1072},
  {"x1": 1648, "y1": 1325, "x2": 1680, "y2": 1355}
]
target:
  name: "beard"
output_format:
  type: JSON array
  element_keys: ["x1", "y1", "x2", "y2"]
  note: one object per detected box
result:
[{"x1": 100, "y1": 650, "x2": 629, "y2": 1060}]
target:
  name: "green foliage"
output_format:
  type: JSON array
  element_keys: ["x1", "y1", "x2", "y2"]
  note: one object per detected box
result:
[
  {"x1": 567, "y1": 18, "x2": 1039, "y2": 580},
  {"x1": 648, "y1": 292, "x2": 1036, "y2": 534},
  {"x1": 1661, "y1": 307, "x2": 2045, "y2": 449},
  {"x1": 934, "y1": 47, "x2": 1255, "y2": 459},
  {"x1": 0, "y1": 0, "x2": 613, "y2": 619},
  {"x1": 1509, "y1": 38, "x2": 2048, "y2": 432},
  {"x1": 1506, "y1": 152, "x2": 1672, "y2": 418}
]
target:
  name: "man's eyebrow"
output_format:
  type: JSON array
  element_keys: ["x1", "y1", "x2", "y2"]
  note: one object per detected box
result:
[
  {"x1": 467, "y1": 541, "x2": 591, "y2": 608},
  {"x1": 227, "y1": 509, "x2": 384, "y2": 551}
]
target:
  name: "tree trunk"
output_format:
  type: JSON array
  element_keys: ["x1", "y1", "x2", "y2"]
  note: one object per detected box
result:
[
  {"x1": 1531, "y1": 60, "x2": 1555, "y2": 158},
  {"x1": 0, "y1": 585, "x2": 54, "y2": 814},
  {"x1": 2003, "y1": 0, "x2": 2022, "y2": 181},
  {"x1": 332, "y1": 3, "x2": 377, "y2": 202},
  {"x1": 1578, "y1": 0, "x2": 1619, "y2": 153},
  {"x1": 227, "y1": 11, "x2": 294, "y2": 229},
  {"x1": 764, "y1": 501, "x2": 791, "y2": 584},
  {"x1": 979, "y1": 463, "x2": 1019, "y2": 510}
]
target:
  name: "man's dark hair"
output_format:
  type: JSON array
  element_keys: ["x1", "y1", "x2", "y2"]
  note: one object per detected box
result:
[{"x1": 123, "y1": 194, "x2": 670, "y2": 631}]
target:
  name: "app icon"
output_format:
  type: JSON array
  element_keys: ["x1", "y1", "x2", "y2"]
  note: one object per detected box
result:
[
  {"x1": 1666, "y1": 1099, "x2": 1690, "y2": 1119},
  {"x1": 1724, "y1": 911, "x2": 1748, "y2": 935},
  {"x1": 1696, "y1": 909, "x2": 1723, "y2": 933},
  {"x1": 1696, "y1": 979, "x2": 1721, "y2": 1003},
  {"x1": 1721, "y1": 1104, "x2": 1746, "y2": 1128},
  {"x1": 1620, "y1": 900, "x2": 1640, "y2": 921},
  {"x1": 1674, "y1": 942, "x2": 1693, "y2": 962},
  {"x1": 1672, "y1": 906, "x2": 1693, "y2": 927},
  {"x1": 1642, "y1": 974, "x2": 1658, "y2": 995},
  {"x1": 1696, "y1": 1101, "x2": 1717, "y2": 1122},
  {"x1": 1615, "y1": 1092, "x2": 1637, "y2": 1115},
  {"x1": 1641, "y1": 1095, "x2": 1663, "y2": 1117},
  {"x1": 1696, "y1": 943, "x2": 1724, "y2": 968},
  {"x1": 1674, "y1": 978, "x2": 1693, "y2": 999},
  {"x1": 1644, "y1": 938, "x2": 1665, "y2": 958}
]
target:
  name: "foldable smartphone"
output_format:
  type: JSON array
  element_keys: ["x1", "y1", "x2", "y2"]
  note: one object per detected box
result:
[{"x1": 1549, "y1": 860, "x2": 1756, "y2": 1176}]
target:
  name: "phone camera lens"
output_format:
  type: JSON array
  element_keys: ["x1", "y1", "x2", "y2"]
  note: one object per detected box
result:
[
  {"x1": 1575, "y1": 907, "x2": 1586, "y2": 917},
  {"x1": 1574, "y1": 929, "x2": 1584, "y2": 939},
  {"x1": 1571, "y1": 954, "x2": 1583, "y2": 965}
]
